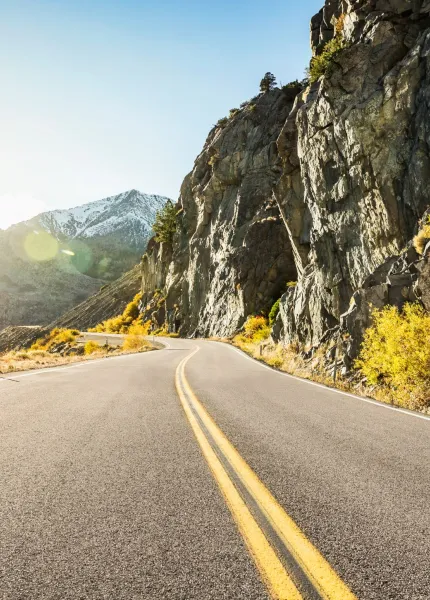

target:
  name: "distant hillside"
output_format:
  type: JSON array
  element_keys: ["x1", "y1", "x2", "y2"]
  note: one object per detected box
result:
[
  {"x1": 51, "y1": 264, "x2": 142, "y2": 331},
  {"x1": 0, "y1": 266, "x2": 142, "y2": 353},
  {"x1": 0, "y1": 189, "x2": 170, "y2": 331}
]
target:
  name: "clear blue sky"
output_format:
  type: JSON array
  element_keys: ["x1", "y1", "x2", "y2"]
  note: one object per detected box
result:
[{"x1": 0, "y1": 0, "x2": 322, "y2": 228}]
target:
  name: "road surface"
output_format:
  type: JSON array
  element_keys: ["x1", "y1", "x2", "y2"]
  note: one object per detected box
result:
[
  {"x1": 76, "y1": 332, "x2": 125, "y2": 347},
  {"x1": 0, "y1": 337, "x2": 429, "y2": 599}
]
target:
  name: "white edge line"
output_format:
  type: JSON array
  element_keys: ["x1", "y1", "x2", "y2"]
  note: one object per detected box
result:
[{"x1": 208, "y1": 341, "x2": 430, "y2": 423}]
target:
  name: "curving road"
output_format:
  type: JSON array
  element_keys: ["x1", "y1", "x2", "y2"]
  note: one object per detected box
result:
[{"x1": 0, "y1": 337, "x2": 429, "y2": 599}]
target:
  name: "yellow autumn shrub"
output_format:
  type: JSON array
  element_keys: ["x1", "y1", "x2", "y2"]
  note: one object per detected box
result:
[
  {"x1": 89, "y1": 293, "x2": 143, "y2": 333},
  {"x1": 413, "y1": 219, "x2": 430, "y2": 255},
  {"x1": 123, "y1": 321, "x2": 151, "y2": 351},
  {"x1": 355, "y1": 303, "x2": 430, "y2": 409},
  {"x1": 31, "y1": 328, "x2": 80, "y2": 351},
  {"x1": 84, "y1": 341, "x2": 101, "y2": 355}
]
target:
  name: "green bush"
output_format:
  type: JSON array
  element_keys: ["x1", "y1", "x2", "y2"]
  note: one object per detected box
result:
[
  {"x1": 152, "y1": 200, "x2": 177, "y2": 244},
  {"x1": 216, "y1": 117, "x2": 228, "y2": 128},
  {"x1": 308, "y1": 35, "x2": 344, "y2": 82},
  {"x1": 269, "y1": 299, "x2": 281, "y2": 325}
]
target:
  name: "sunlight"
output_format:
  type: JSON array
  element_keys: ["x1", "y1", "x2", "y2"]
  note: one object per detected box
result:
[
  {"x1": 0, "y1": 194, "x2": 47, "y2": 230},
  {"x1": 24, "y1": 231, "x2": 58, "y2": 262}
]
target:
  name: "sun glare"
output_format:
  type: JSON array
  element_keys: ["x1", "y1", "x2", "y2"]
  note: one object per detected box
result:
[
  {"x1": 24, "y1": 231, "x2": 59, "y2": 262},
  {"x1": 0, "y1": 194, "x2": 47, "y2": 230}
]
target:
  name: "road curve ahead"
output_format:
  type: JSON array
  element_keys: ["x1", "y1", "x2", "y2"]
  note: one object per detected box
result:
[{"x1": 1, "y1": 337, "x2": 429, "y2": 600}]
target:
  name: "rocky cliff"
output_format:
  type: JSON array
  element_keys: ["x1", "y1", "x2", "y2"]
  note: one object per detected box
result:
[
  {"x1": 274, "y1": 0, "x2": 430, "y2": 356},
  {"x1": 141, "y1": 88, "x2": 300, "y2": 336},
  {"x1": 140, "y1": 0, "x2": 430, "y2": 361}
]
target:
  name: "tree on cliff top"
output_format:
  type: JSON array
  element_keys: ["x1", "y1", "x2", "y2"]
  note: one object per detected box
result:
[
  {"x1": 260, "y1": 72, "x2": 276, "y2": 93},
  {"x1": 152, "y1": 200, "x2": 177, "y2": 244}
]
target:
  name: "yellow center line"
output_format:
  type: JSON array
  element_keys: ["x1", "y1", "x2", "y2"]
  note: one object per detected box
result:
[
  {"x1": 175, "y1": 351, "x2": 304, "y2": 600},
  {"x1": 176, "y1": 347, "x2": 358, "y2": 600}
]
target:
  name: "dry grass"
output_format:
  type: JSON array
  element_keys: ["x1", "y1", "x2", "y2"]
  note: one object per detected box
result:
[
  {"x1": 0, "y1": 342, "x2": 155, "y2": 375},
  {"x1": 230, "y1": 329, "x2": 429, "y2": 414},
  {"x1": 232, "y1": 335, "x2": 351, "y2": 392},
  {"x1": 123, "y1": 322, "x2": 152, "y2": 351}
]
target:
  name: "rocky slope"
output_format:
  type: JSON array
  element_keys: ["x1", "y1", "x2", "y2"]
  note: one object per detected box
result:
[
  {"x1": 0, "y1": 190, "x2": 168, "y2": 331},
  {"x1": 51, "y1": 265, "x2": 142, "y2": 331},
  {"x1": 138, "y1": 0, "x2": 430, "y2": 365}
]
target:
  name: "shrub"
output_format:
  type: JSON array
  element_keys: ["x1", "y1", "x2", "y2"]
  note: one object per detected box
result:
[
  {"x1": 31, "y1": 328, "x2": 80, "y2": 351},
  {"x1": 413, "y1": 218, "x2": 430, "y2": 255},
  {"x1": 216, "y1": 117, "x2": 228, "y2": 128},
  {"x1": 152, "y1": 200, "x2": 177, "y2": 244},
  {"x1": 260, "y1": 72, "x2": 276, "y2": 93},
  {"x1": 269, "y1": 299, "x2": 281, "y2": 325},
  {"x1": 229, "y1": 108, "x2": 239, "y2": 118},
  {"x1": 90, "y1": 293, "x2": 142, "y2": 333},
  {"x1": 243, "y1": 315, "x2": 271, "y2": 342},
  {"x1": 123, "y1": 321, "x2": 151, "y2": 351},
  {"x1": 286, "y1": 281, "x2": 297, "y2": 288},
  {"x1": 208, "y1": 151, "x2": 219, "y2": 167},
  {"x1": 308, "y1": 34, "x2": 344, "y2": 82},
  {"x1": 355, "y1": 303, "x2": 430, "y2": 409},
  {"x1": 84, "y1": 341, "x2": 101, "y2": 355}
]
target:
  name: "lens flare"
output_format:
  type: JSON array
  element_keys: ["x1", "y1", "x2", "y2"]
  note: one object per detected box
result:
[
  {"x1": 67, "y1": 239, "x2": 93, "y2": 274},
  {"x1": 24, "y1": 231, "x2": 58, "y2": 262}
]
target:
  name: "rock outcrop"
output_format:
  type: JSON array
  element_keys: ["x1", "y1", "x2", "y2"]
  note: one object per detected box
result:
[
  {"x1": 139, "y1": 0, "x2": 430, "y2": 357},
  {"x1": 273, "y1": 0, "x2": 430, "y2": 355},
  {"x1": 141, "y1": 88, "x2": 300, "y2": 337}
]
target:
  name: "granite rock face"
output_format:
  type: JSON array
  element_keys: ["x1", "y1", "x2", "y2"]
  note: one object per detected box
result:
[
  {"x1": 275, "y1": 0, "x2": 430, "y2": 351},
  {"x1": 141, "y1": 89, "x2": 300, "y2": 337},
  {"x1": 141, "y1": 0, "x2": 430, "y2": 353}
]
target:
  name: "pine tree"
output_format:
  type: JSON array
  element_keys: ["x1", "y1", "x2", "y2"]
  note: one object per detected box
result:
[
  {"x1": 259, "y1": 72, "x2": 277, "y2": 93},
  {"x1": 152, "y1": 200, "x2": 177, "y2": 244}
]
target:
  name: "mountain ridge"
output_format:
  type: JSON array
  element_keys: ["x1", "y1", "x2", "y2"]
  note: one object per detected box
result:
[{"x1": 0, "y1": 189, "x2": 170, "y2": 331}]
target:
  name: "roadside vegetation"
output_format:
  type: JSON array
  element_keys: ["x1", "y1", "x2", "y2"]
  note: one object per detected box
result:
[
  {"x1": 1, "y1": 315, "x2": 155, "y2": 375},
  {"x1": 231, "y1": 301, "x2": 430, "y2": 413},
  {"x1": 355, "y1": 304, "x2": 430, "y2": 410},
  {"x1": 89, "y1": 292, "x2": 143, "y2": 333}
]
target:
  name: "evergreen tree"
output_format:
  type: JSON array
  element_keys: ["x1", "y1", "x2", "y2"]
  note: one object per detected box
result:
[
  {"x1": 259, "y1": 72, "x2": 277, "y2": 93},
  {"x1": 152, "y1": 200, "x2": 177, "y2": 244}
]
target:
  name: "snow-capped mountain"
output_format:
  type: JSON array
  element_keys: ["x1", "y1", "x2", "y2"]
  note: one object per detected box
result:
[
  {"x1": 26, "y1": 189, "x2": 169, "y2": 248},
  {"x1": 0, "y1": 189, "x2": 171, "y2": 331}
]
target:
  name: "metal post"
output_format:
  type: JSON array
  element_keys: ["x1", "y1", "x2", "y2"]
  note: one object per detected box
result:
[{"x1": 333, "y1": 334, "x2": 340, "y2": 383}]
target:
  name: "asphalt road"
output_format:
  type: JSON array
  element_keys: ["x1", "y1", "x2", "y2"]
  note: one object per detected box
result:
[
  {"x1": 77, "y1": 332, "x2": 125, "y2": 347},
  {"x1": 1, "y1": 338, "x2": 429, "y2": 599}
]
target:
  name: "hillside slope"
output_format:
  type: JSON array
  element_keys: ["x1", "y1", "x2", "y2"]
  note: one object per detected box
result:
[{"x1": 51, "y1": 265, "x2": 142, "y2": 331}]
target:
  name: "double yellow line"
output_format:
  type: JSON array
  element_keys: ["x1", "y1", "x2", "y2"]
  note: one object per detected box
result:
[{"x1": 175, "y1": 347, "x2": 358, "y2": 600}]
